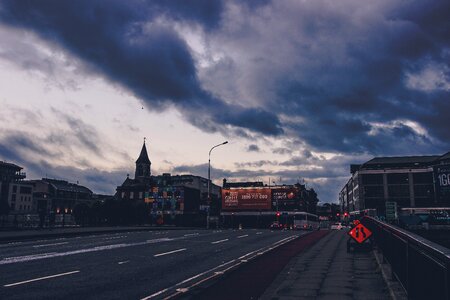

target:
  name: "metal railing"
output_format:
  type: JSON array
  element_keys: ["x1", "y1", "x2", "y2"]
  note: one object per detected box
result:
[{"x1": 362, "y1": 216, "x2": 450, "y2": 300}]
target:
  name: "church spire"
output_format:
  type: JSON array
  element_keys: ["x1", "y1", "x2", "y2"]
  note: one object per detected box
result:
[{"x1": 135, "y1": 139, "x2": 151, "y2": 178}]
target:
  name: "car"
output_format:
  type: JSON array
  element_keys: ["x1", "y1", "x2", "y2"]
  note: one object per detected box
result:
[
  {"x1": 269, "y1": 221, "x2": 284, "y2": 230},
  {"x1": 330, "y1": 222, "x2": 343, "y2": 230}
]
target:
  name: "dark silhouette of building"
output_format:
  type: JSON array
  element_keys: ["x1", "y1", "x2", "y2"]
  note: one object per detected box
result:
[
  {"x1": 0, "y1": 161, "x2": 33, "y2": 215},
  {"x1": 340, "y1": 152, "x2": 450, "y2": 216},
  {"x1": 116, "y1": 141, "x2": 153, "y2": 201},
  {"x1": 32, "y1": 179, "x2": 93, "y2": 215}
]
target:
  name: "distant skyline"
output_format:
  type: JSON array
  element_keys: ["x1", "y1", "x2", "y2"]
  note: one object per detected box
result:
[{"x1": 0, "y1": 0, "x2": 449, "y2": 202}]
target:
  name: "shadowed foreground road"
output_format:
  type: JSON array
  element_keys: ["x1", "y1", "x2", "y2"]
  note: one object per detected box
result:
[{"x1": 0, "y1": 229, "x2": 307, "y2": 299}]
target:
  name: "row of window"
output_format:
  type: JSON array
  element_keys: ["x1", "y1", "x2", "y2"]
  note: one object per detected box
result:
[
  {"x1": 11, "y1": 194, "x2": 32, "y2": 202},
  {"x1": 17, "y1": 204, "x2": 32, "y2": 211},
  {"x1": 121, "y1": 192, "x2": 144, "y2": 199},
  {"x1": 362, "y1": 173, "x2": 434, "y2": 185},
  {"x1": 364, "y1": 184, "x2": 434, "y2": 198}
]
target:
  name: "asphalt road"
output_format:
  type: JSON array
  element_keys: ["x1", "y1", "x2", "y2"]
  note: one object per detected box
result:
[{"x1": 0, "y1": 229, "x2": 305, "y2": 299}]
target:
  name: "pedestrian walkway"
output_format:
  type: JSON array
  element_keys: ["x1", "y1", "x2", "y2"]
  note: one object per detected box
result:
[{"x1": 261, "y1": 230, "x2": 390, "y2": 300}]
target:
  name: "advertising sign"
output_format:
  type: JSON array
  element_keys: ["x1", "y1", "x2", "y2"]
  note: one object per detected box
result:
[
  {"x1": 222, "y1": 188, "x2": 271, "y2": 210},
  {"x1": 272, "y1": 188, "x2": 297, "y2": 208},
  {"x1": 434, "y1": 164, "x2": 450, "y2": 202}
]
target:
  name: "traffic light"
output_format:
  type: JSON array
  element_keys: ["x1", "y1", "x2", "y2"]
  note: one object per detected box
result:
[
  {"x1": 344, "y1": 212, "x2": 348, "y2": 217},
  {"x1": 336, "y1": 213, "x2": 340, "y2": 217},
  {"x1": 276, "y1": 212, "x2": 281, "y2": 217}
]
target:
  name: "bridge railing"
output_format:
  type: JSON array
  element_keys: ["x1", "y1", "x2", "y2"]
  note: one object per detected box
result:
[{"x1": 362, "y1": 216, "x2": 450, "y2": 300}]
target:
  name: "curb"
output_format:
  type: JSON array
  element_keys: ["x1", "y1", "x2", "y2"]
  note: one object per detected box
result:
[{"x1": 372, "y1": 247, "x2": 408, "y2": 300}]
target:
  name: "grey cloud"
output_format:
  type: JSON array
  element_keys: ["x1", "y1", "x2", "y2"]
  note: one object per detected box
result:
[
  {"x1": 272, "y1": 147, "x2": 292, "y2": 155},
  {"x1": 247, "y1": 144, "x2": 260, "y2": 152}
]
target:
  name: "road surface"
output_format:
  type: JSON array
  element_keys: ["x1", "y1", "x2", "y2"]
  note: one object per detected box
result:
[{"x1": 0, "y1": 228, "x2": 306, "y2": 299}]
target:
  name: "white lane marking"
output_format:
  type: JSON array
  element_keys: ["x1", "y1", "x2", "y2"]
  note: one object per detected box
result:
[
  {"x1": 211, "y1": 239, "x2": 228, "y2": 244},
  {"x1": 0, "y1": 237, "x2": 174, "y2": 265},
  {"x1": 237, "y1": 235, "x2": 248, "y2": 239},
  {"x1": 33, "y1": 242, "x2": 69, "y2": 248},
  {"x1": 141, "y1": 234, "x2": 300, "y2": 300},
  {"x1": 256, "y1": 232, "x2": 263, "y2": 235},
  {"x1": 1, "y1": 252, "x2": 58, "y2": 263},
  {"x1": 118, "y1": 260, "x2": 130, "y2": 265},
  {"x1": 140, "y1": 259, "x2": 238, "y2": 300},
  {"x1": 154, "y1": 248, "x2": 186, "y2": 257},
  {"x1": 183, "y1": 233, "x2": 199, "y2": 237},
  {"x1": 4, "y1": 270, "x2": 80, "y2": 287}
]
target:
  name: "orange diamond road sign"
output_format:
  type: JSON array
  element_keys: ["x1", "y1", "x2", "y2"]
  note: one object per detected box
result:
[{"x1": 348, "y1": 223, "x2": 372, "y2": 244}]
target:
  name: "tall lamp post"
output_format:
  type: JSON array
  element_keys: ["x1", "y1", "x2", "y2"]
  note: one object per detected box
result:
[{"x1": 207, "y1": 141, "x2": 228, "y2": 229}]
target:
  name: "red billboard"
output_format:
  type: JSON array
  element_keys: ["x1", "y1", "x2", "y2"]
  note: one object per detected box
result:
[{"x1": 222, "y1": 188, "x2": 272, "y2": 210}]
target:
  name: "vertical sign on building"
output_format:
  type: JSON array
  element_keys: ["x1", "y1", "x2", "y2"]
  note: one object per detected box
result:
[{"x1": 434, "y1": 164, "x2": 450, "y2": 204}]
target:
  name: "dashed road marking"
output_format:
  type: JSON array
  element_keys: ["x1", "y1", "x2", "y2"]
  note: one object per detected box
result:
[
  {"x1": 154, "y1": 248, "x2": 186, "y2": 257},
  {"x1": 211, "y1": 239, "x2": 228, "y2": 244}
]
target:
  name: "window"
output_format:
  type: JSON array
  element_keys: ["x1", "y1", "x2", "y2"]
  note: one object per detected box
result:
[
  {"x1": 362, "y1": 174, "x2": 383, "y2": 185},
  {"x1": 121, "y1": 192, "x2": 125, "y2": 199},
  {"x1": 130, "y1": 192, "x2": 134, "y2": 199},
  {"x1": 387, "y1": 173, "x2": 409, "y2": 184},
  {"x1": 139, "y1": 192, "x2": 143, "y2": 199},
  {"x1": 13, "y1": 185, "x2": 17, "y2": 193},
  {"x1": 364, "y1": 186, "x2": 384, "y2": 198},
  {"x1": 388, "y1": 185, "x2": 410, "y2": 197},
  {"x1": 414, "y1": 185, "x2": 434, "y2": 197},
  {"x1": 413, "y1": 172, "x2": 433, "y2": 184}
]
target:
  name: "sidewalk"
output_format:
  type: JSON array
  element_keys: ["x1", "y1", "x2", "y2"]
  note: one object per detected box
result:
[
  {"x1": 0, "y1": 225, "x2": 194, "y2": 242},
  {"x1": 261, "y1": 230, "x2": 390, "y2": 300}
]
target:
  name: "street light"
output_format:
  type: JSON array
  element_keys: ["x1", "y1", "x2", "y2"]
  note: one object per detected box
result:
[{"x1": 207, "y1": 141, "x2": 228, "y2": 229}]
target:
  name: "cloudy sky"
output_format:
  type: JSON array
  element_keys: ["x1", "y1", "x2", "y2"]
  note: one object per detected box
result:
[{"x1": 0, "y1": 0, "x2": 448, "y2": 202}]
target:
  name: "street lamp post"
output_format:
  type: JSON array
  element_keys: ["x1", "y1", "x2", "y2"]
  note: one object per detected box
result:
[{"x1": 207, "y1": 141, "x2": 228, "y2": 229}]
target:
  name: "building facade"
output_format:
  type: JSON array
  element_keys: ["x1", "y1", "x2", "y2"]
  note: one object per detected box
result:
[
  {"x1": 115, "y1": 142, "x2": 221, "y2": 224},
  {"x1": 340, "y1": 152, "x2": 450, "y2": 216},
  {"x1": 0, "y1": 161, "x2": 31, "y2": 215}
]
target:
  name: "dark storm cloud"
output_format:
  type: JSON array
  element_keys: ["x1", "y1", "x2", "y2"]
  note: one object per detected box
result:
[
  {"x1": 0, "y1": 0, "x2": 282, "y2": 137},
  {"x1": 267, "y1": 0, "x2": 450, "y2": 155}
]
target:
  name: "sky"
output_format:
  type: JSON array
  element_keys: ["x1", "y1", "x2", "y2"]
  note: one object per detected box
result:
[{"x1": 0, "y1": 0, "x2": 449, "y2": 202}]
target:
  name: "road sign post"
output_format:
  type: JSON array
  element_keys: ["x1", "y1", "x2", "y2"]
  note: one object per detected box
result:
[
  {"x1": 347, "y1": 222, "x2": 373, "y2": 252},
  {"x1": 385, "y1": 201, "x2": 397, "y2": 222}
]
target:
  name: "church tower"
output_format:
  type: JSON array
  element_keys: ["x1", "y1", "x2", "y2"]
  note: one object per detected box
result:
[{"x1": 135, "y1": 139, "x2": 151, "y2": 180}]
